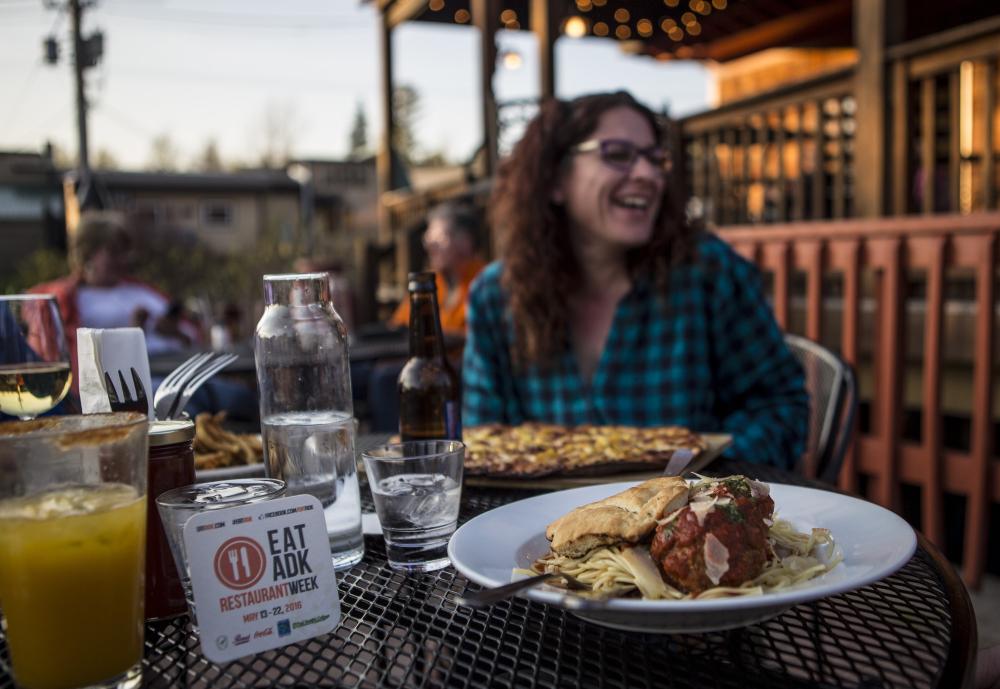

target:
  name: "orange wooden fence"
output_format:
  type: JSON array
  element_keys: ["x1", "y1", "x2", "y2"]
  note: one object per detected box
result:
[{"x1": 719, "y1": 212, "x2": 1000, "y2": 588}]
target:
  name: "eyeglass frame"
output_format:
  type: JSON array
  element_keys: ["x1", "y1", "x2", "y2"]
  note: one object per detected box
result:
[{"x1": 570, "y1": 138, "x2": 673, "y2": 174}]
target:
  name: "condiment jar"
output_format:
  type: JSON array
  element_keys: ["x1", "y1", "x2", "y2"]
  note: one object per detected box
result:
[{"x1": 146, "y1": 418, "x2": 196, "y2": 620}]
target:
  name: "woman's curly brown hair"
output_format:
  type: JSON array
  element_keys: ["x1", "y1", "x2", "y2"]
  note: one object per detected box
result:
[{"x1": 490, "y1": 91, "x2": 700, "y2": 369}]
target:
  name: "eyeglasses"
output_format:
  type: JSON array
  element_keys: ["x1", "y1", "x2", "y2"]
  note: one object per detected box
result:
[{"x1": 571, "y1": 138, "x2": 672, "y2": 174}]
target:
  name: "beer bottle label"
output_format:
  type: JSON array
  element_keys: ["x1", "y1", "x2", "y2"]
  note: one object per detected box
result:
[{"x1": 444, "y1": 400, "x2": 461, "y2": 440}]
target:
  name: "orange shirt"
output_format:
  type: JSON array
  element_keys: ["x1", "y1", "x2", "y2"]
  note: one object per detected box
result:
[{"x1": 391, "y1": 258, "x2": 487, "y2": 335}]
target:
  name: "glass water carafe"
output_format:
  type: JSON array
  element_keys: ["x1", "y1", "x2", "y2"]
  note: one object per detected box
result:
[{"x1": 253, "y1": 272, "x2": 364, "y2": 569}]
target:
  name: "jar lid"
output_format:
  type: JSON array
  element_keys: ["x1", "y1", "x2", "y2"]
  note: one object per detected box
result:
[
  {"x1": 149, "y1": 419, "x2": 195, "y2": 446},
  {"x1": 157, "y1": 479, "x2": 285, "y2": 509}
]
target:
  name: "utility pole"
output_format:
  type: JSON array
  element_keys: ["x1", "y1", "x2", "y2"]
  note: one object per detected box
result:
[{"x1": 70, "y1": 0, "x2": 90, "y2": 175}]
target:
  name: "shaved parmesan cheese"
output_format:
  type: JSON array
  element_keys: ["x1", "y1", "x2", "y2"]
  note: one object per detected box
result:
[
  {"x1": 620, "y1": 547, "x2": 671, "y2": 599},
  {"x1": 656, "y1": 507, "x2": 684, "y2": 527},
  {"x1": 703, "y1": 533, "x2": 730, "y2": 585},
  {"x1": 750, "y1": 480, "x2": 770, "y2": 498},
  {"x1": 690, "y1": 499, "x2": 716, "y2": 526}
]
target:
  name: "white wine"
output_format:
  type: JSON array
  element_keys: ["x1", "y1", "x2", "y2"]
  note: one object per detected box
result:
[{"x1": 0, "y1": 362, "x2": 72, "y2": 418}]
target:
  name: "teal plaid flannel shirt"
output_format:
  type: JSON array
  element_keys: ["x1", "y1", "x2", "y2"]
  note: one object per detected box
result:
[{"x1": 461, "y1": 233, "x2": 809, "y2": 469}]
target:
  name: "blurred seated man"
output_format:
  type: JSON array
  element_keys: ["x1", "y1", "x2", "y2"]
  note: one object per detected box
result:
[
  {"x1": 390, "y1": 201, "x2": 487, "y2": 336},
  {"x1": 365, "y1": 202, "x2": 486, "y2": 432}
]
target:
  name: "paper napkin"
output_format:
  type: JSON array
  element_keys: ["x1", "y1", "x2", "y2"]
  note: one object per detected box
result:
[{"x1": 77, "y1": 327, "x2": 154, "y2": 419}]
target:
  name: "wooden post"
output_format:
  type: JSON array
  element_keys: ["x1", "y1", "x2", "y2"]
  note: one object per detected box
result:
[
  {"x1": 531, "y1": 0, "x2": 557, "y2": 100},
  {"x1": 472, "y1": 0, "x2": 499, "y2": 177},
  {"x1": 921, "y1": 77, "x2": 937, "y2": 214},
  {"x1": 853, "y1": 0, "x2": 886, "y2": 217},
  {"x1": 891, "y1": 59, "x2": 909, "y2": 214},
  {"x1": 984, "y1": 59, "x2": 996, "y2": 210},
  {"x1": 377, "y1": 8, "x2": 397, "y2": 244}
]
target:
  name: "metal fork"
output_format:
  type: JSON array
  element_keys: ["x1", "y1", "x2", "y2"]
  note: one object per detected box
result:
[
  {"x1": 455, "y1": 571, "x2": 592, "y2": 608},
  {"x1": 165, "y1": 353, "x2": 238, "y2": 419},
  {"x1": 104, "y1": 368, "x2": 149, "y2": 414},
  {"x1": 152, "y1": 352, "x2": 216, "y2": 420}
]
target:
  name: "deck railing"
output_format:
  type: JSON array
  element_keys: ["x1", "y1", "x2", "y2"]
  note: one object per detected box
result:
[
  {"x1": 718, "y1": 212, "x2": 1000, "y2": 588},
  {"x1": 680, "y1": 68, "x2": 856, "y2": 226},
  {"x1": 678, "y1": 17, "x2": 1000, "y2": 225},
  {"x1": 886, "y1": 17, "x2": 1000, "y2": 215}
]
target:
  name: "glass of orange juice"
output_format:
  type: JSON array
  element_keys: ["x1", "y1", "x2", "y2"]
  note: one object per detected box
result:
[{"x1": 0, "y1": 412, "x2": 148, "y2": 689}]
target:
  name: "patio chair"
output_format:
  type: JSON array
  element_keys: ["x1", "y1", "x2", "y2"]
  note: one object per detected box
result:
[{"x1": 784, "y1": 334, "x2": 857, "y2": 484}]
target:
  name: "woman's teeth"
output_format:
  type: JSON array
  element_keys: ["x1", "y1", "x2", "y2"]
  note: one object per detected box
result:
[{"x1": 614, "y1": 196, "x2": 650, "y2": 210}]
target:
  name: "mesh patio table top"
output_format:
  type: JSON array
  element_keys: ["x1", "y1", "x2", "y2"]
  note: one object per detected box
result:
[{"x1": 0, "y1": 458, "x2": 976, "y2": 689}]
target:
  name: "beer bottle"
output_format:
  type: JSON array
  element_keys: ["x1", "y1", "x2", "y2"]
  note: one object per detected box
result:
[{"x1": 398, "y1": 271, "x2": 461, "y2": 441}]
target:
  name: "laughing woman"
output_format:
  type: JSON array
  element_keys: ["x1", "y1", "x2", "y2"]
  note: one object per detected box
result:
[{"x1": 462, "y1": 91, "x2": 809, "y2": 468}]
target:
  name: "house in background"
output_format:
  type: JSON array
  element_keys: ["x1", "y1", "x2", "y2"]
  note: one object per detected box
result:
[
  {"x1": 61, "y1": 158, "x2": 379, "y2": 267},
  {"x1": 0, "y1": 148, "x2": 64, "y2": 275},
  {"x1": 64, "y1": 169, "x2": 308, "y2": 255}
]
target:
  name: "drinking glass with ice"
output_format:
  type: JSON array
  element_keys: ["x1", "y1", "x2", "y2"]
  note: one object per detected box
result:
[{"x1": 362, "y1": 440, "x2": 464, "y2": 572}]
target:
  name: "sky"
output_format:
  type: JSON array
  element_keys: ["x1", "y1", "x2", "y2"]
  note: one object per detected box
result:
[{"x1": 0, "y1": 0, "x2": 710, "y2": 170}]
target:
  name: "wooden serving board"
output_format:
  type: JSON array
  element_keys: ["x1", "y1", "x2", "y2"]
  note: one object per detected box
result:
[{"x1": 464, "y1": 433, "x2": 733, "y2": 490}]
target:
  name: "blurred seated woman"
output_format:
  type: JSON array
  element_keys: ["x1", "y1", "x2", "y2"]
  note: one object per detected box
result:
[
  {"x1": 462, "y1": 91, "x2": 808, "y2": 468},
  {"x1": 30, "y1": 211, "x2": 186, "y2": 394}
]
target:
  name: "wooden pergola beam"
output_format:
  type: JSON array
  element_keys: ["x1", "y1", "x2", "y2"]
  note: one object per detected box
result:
[
  {"x1": 695, "y1": 0, "x2": 852, "y2": 62},
  {"x1": 386, "y1": 0, "x2": 429, "y2": 29},
  {"x1": 472, "y1": 0, "x2": 499, "y2": 177},
  {"x1": 530, "y1": 0, "x2": 559, "y2": 100},
  {"x1": 854, "y1": 0, "x2": 886, "y2": 217},
  {"x1": 377, "y1": 8, "x2": 397, "y2": 243}
]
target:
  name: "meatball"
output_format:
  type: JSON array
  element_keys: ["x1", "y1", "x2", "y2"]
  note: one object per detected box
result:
[{"x1": 649, "y1": 479, "x2": 774, "y2": 595}]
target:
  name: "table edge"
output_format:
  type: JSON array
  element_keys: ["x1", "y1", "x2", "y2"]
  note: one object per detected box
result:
[{"x1": 917, "y1": 531, "x2": 978, "y2": 689}]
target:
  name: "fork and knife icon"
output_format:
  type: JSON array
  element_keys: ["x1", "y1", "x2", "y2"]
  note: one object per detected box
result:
[{"x1": 226, "y1": 546, "x2": 253, "y2": 581}]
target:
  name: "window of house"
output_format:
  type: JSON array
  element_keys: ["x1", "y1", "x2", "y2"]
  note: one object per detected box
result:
[{"x1": 202, "y1": 201, "x2": 232, "y2": 226}]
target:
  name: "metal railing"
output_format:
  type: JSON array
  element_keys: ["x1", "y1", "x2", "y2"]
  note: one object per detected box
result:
[
  {"x1": 886, "y1": 17, "x2": 1000, "y2": 215},
  {"x1": 679, "y1": 68, "x2": 856, "y2": 226}
]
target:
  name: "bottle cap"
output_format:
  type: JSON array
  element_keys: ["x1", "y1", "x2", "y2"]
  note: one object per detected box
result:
[{"x1": 408, "y1": 271, "x2": 437, "y2": 293}]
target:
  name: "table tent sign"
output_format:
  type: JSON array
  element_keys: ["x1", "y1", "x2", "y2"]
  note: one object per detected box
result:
[{"x1": 183, "y1": 494, "x2": 341, "y2": 663}]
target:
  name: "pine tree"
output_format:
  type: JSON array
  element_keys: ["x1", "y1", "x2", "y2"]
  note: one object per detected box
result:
[{"x1": 349, "y1": 101, "x2": 368, "y2": 159}]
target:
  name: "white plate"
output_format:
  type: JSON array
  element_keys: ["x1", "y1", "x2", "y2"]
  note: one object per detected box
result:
[{"x1": 448, "y1": 481, "x2": 916, "y2": 633}]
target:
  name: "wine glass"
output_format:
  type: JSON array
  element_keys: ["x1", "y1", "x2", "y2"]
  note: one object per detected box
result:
[{"x1": 0, "y1": 295, "x2": 72, "y2": 419}]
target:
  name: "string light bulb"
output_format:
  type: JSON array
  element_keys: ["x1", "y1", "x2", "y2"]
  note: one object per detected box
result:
[
  {"x1": 637, "y1": 18, "x2": 653, "y2": 36},
  {"x1": 615, "y1": 24, "x2": 631, "y2": 39},
  {"x1": 593, "y1": 20, "x2": 609, "y2": 36},
  {"x1": 500, "y1": 9, "x2": 516, "y2": 23},
  {"x1": 564, "y1": 15, "x2": 588, "y2": 38},
  {"x1": 429, "y1": 0, "x2": 444, "y2": 10},
  {"x1": 454, "y1": 8, "x2": 470, "y2": 23},
  {"x1": 613, "y1": 8, "x2": 630, "y2": 22}
]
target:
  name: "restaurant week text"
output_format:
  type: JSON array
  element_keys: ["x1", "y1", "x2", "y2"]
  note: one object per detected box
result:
[{"x1": 219, "y1": 524, "x2": 319, "y2": 612}]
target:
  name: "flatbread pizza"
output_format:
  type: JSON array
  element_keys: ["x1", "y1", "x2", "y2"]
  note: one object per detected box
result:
[{"x1": 462, "y1": 423, "x2": 707, "y2": 478}]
